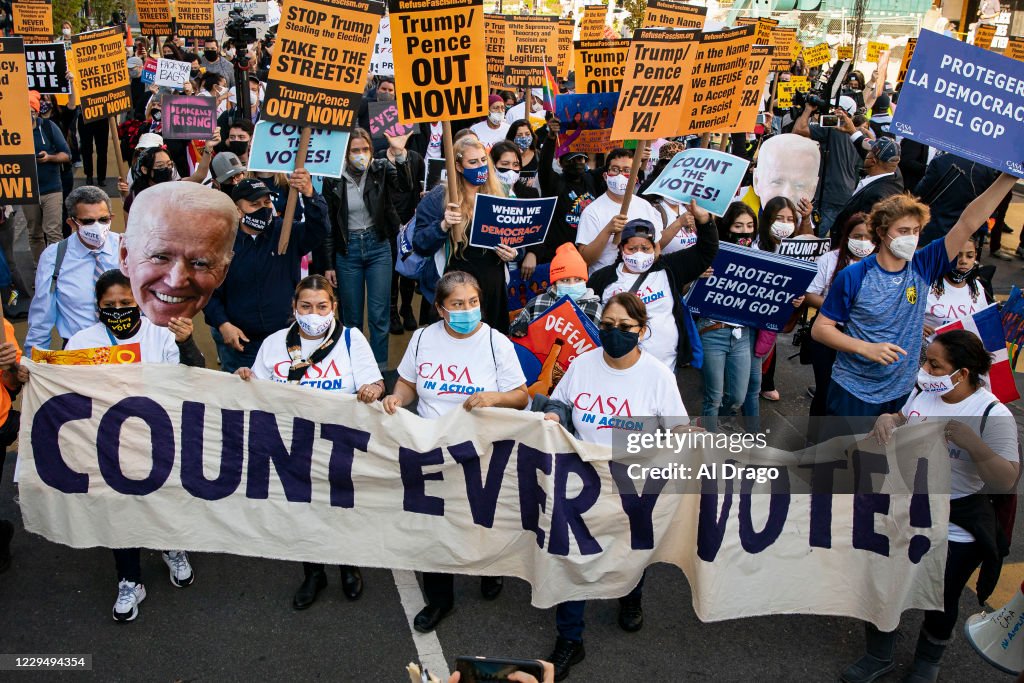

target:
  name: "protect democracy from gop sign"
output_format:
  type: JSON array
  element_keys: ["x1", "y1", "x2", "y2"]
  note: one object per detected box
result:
[
  {"x1": 469, "y1": 195, "x2": 556, "y2": 250},
  {"x1": 685, "y1": 243, "x2": 817, "y2": 330},
  {"x1": 891, "y1": 29, "x2": 1024, "y2": 179},
  {"x1": 19, "y1": 361, "x2": 951, "y2": 629}
]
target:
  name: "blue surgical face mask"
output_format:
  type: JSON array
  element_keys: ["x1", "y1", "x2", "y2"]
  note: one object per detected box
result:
[
  {"x1": 444, "y1": 306, "x2": 481, "y2": 334},
  {"x1": 462, "y1": 165, "x2": 488, "y2": 186},
  {"x1": 556, "y1": 282, "x2": 587, "y2": 301}
]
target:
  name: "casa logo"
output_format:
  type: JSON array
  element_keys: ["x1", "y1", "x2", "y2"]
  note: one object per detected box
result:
[
  {"x1": 905, "y1": 284, "x2": 917, "y2": 304},
  {"x1": 573, "y1": 392, "x2": 645, "y2": 431},
  {"x1": 1007, "y1": 160, "x2": 1024, "y2": 175},
  {"x1": 894, "y1": 121, "x2": 913, "y2": 134},
  {"x1": 418, "y1": 362, "x2": 484, "y2": 395}
]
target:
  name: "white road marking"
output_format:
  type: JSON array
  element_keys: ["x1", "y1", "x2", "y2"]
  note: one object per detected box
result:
[{"x1": 393, "y1": 569, "x2": 450, "y2": 680}]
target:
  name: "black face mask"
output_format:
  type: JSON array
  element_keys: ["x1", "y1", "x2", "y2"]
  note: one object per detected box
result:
[
  {"x1": 204, "y1": 50, "x2": 219, "y2": 62},
  {"x1": 227, "y1": 140, "x2": 249, "y2": 157},
  {"x1": 564, "y1": 163, "x2": 586, "y2": 178},
  {"x1": 151, "y1": 110, "x2": 162, "y2": 122},
  {"x1": 190, "y1": 68, "x2": 201, "y2": 79},
  {"x1": 242, "y1": 206, "x2": 274, "y2": 232},
  {"x1": 948, "y1": 264, "x2": 976, "y2": 284},
  {"x1": 151, "y1": 167, "x2": 174, "y2": 183},
  {"x1": 220, "y1": 183, "x2": 237, "y2": 198},
  {"x1": 100, "y1": 307, "x2": 141, "y2": 339}
]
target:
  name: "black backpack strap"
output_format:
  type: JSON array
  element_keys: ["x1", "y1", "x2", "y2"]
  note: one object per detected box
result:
[
  {"x1": 980, "y1": 400, "x2": 999, "y2": 435},
  {"x1": 50, "y1": 238, "x2": 70, "y2": 295}
]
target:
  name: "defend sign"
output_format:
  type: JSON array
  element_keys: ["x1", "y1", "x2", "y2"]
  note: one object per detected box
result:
[
  {"x1": 890, "y1": 29, "x2": 1024, "y2": 179},
  {"x1": 70, "y1": 26, "x2": 132, "y2": 123},
  {"x1": 0, "y1": 37, "x2": 40, "y2": 204},
  {"x1": 265, "y1": 0, "x2": 383, "y2": 131},
  {"x1": 390, "y1": 0, "x2": 487, "y2": 125}
]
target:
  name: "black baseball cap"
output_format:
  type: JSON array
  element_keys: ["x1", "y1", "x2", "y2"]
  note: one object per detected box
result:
[
  {"x1": 232, "y1": 178, "x2": 272, "y2": 203},
  {"x1": 620, "y1": 219, "x2": 657, "y2": 245},
  {"x1": 560, "y1": 151, "x2": 587, "y2": 164}
]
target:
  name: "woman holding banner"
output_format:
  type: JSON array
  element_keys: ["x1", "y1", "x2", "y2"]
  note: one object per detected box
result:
[
  {"x1": 843, "y1": 330, "x2": 1019, "y2": 683},
  {"x1": 587, "y1": 205, "x2": 718, "y2": 373},
  {"x1": 413, "y1": 136, "x2": 517, "y2": 333},
  {"x1": 541, "y1": 292, "x2": 689, "y2": 681},
  {"x1": 382, "y1": 271, "x2": 529, "y2": 633},
  {"x1": 236, "y1": 275, "x2": 384, "y2": 611}
]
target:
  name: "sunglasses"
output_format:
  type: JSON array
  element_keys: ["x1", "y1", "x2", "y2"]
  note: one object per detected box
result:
[{"x1": 72, "y1": 216, "x2": 113, "y2": 226}]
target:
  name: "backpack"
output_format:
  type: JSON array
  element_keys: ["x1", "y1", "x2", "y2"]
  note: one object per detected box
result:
[
  {"x1": 981, "y1": 401, "x2": 1021, "y2": 543},
  {"x1": 395, "y1": 213, "x2": 447, "y2": 281}
]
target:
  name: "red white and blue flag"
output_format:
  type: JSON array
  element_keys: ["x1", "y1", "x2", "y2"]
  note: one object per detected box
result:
[{"x1": 936, "y1": 301, "x2": 1020, "y2": 403}]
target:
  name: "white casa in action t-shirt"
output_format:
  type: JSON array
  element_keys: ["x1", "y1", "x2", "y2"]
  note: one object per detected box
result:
[
  {"x1": 902, "y1": 386, "x2": 1018, "y2": 543},
  {"x1": 251, "y1": 326, "x2": 382, "y2": 393},
  {"x1": 576, "y1": 193, "x2": 663, "y2": 275},
  {"x1": 923, "y1": 283, "x2": 987, "y2": 341},
  {"x1": 398, "y1": 321, "x2": 526, "y2": 419},
  {"x1": 469, "y1": 120, "x2": 510, "y2": 150},
  {"x1": 600, "y1": 267, "x2": 678, "y2": 370},
  {"x1": 551, "y1": 347, "x2": 688, "y2": 447},
  {"x1": 66, "y1": 318, "x2": 178, "y2": 364}
]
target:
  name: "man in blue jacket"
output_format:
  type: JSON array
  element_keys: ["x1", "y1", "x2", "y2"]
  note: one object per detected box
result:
[{"x1": 203, "y1": 173, "x2": 329, "y2": 372}]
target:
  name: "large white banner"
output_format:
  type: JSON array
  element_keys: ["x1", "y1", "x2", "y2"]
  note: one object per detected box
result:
[{"x1": 18, "y1": 362, "x2": 951, "y2": 629}]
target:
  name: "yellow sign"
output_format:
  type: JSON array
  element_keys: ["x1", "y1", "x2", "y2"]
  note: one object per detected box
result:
[
  {"x1": 485, "y1": 14, "x2": 506, "y2": 90},
  {"x1": 1007, "y1": 36, "x2": 1024, "y2": 62},
  {"x1": 557, "y1": 19, "x2": 574, "y2": 81},
  {"x1": 642, "y1": 0, "x2": 706, "y2": 30},
  {"x1": 736, "y1": 17, "x2": 778, "y2": 46},
  {"x1": 866, "y1": 41, "x2": 888, "y2": 63},
  {"x1": 679, "y1": 25, "x2": 756, "y2": 135},
  {"x1": 136, "y1": 0, "x2": 174, "y2": 35},
  {"x1": 789, "y1": 75, "x2": 810, "y2": 92},
  {"x1": 974, "y1": 24, "x2": 996, "y2": 50},
  {"x1": 174, "y1": 0, "x2": 215, "y2": 40},
  {"x1": 732, "y1": 44, "x2": 773, "y2": 132},
  {"x1": 12, "y1": 0, "x2": 52, "y2": 43},
  {"x1": 776, "y1": 81, "x2": 796, "y2": 108},
  {"x1": 573, "y1": 38, "x2": 629, "y2": 95},
  {"x1": 579, "y1": 4, "x2": 607, "y2": 42},
  {"x1": 770, "y1": 27, "x2": 797, "y2": 70},
  {"x1": 503, "y1": 14, "x2": 560, "y2": 87},
  {"x1": 0, "y1": 37, "x2": 40, "y2": 205},
  {"x1": 837, "y1": 45, "x2": 853, "y2": 60},
  {"x1": 802, "y1": 42, "x2": 831, "y2": 67},
  {"x1": 32, "y1": 343, "x2": 143, "y2": 365},
  {"x1": 70, "y1": 26, "x2": 132, "y2": 123},
  {"x1": 896, "y1": 38, "x2": 916, "y2": 90}
]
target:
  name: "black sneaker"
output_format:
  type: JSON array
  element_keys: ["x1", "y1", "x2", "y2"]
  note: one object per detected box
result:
[
  {"x1": 0, "y1": 519, "x2": 13, "y2": 573},
  {"x1": 401, "y1": 306, "x2": 418, "y2": 331},
  {"x1": 617, "y1": 595, "x2": 644, "y2": 632},
  {"x1": 548, "y1": 637, "x2": 585, "y2": 681},
  {"x1": 390, "y1": 309, "x2": 403, "y2": 335}
]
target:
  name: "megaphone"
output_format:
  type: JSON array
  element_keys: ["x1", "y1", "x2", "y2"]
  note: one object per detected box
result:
[{"x1": 964, "y1": 580, "x2": 1024, "y2": 674}]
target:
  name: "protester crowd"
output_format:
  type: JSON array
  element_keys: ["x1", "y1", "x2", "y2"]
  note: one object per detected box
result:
[{"x1": 1, "y1": 12, "x2": 1023, "y2": 683}]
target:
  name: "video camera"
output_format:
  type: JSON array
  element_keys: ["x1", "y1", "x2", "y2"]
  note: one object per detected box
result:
[
  {"x1": 788, "y1": 59, "x2": 852, "y2": 119},
  {"x1": 225, "y1": 5, "x2": 266, "y2": 46}
]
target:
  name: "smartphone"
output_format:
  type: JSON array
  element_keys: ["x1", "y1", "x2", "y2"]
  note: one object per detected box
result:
[
  {"x1": 819, "y1": 114, "x2": 839, "y2": 128},
  {"x1": 755, "y1": 112, "x2": 767, "y2": 125},
  {"x1": 455, "y1": 656, "x2": 546, "y2": 682}
]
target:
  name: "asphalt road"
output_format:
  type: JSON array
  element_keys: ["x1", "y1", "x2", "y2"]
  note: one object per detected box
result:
[{"x1": 0, "y1": 186, "x2": 1022, "y2": 682}]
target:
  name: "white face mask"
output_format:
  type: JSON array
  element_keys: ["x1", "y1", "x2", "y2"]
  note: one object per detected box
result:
[
  {"x1": 661, "y1": 196, "x2": 683, "y2": 208},
  {"x1": 488, "y1": 111, "x2": 504, "y2": 126},
  {"x1": 295, "y1": 311, "x2": 333, "y2": 337},
  {"x1": 887, "y1": 234, "x2": 919, "y2": 260},
  {"x1": 917, "y1": 367, "x2": 961, "y2": 395},
  {"x1": 770, "y1": 221, "x2": 795, "y2": 240},
  {"x1": 62, "y1": 28, "x2": 71, "y2": 37},
  {"x1": 847, "y1": 238, "x2": 874, "y2": 259},
  {"x1": 623, "y1": 251, "x2": 655, "y2": 273},
  {"x1": 225, "y1": 48, "x2": 236, "y2": 59},
  {"x1": 496, "y1": 168, "x2": 520, "y2": 187},
  {"x1": 606, "y1": 174, "x2": 629, "y2": 196},
  {"x1": 78, "y1": 223, "x2": 110, "y2": 249}
]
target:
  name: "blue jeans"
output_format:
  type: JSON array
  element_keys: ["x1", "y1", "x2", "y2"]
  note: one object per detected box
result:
[
  {"x1": 700, "y1": 324, "x2": 751, "y2": 430},
  {"x1": 817, "y1": 201, "x2": 845, "y2": 237},
  {"x1": 335, "y1": 231, "x2": 392, "y2": 369},
  {"x1": 555, "y1": 572, "x2": 646, "y2": 642},
  {"x1": 210, "y1": 326, "x2": 263, "y2": 374},
  {"x1": 743, "y1": 332, "x2": 762, "y2": 430}
]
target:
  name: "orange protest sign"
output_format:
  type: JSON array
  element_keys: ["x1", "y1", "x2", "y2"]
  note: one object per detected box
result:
[
  {"x1": 32, "y1": 343, "x2": 143, "y2": 365},
  {"x1": 866, "y1": 41, "x2": 887, "y2": 63},
  {"x1": 265, "y1": 0, "x2": 382, "y2": 130},
  {"x1": 642, "y1": 0, "x2": 706, "y2": 30},
  {"x1": 504, "y1": 14, "x2": 560, "y2": 87},
  {"x1": 485, "y1": 14, "x2": 506, "y2": 90},
  {"x1": 573, "y1": 38, "x2": 629, "y2": 94},
  {"x1": 974, "y1": 24, "x2": 996, "y2": 50},
  {"x1": 0, "y1": 38, "x2": 40, "y2": 205},
  {"x1": 579, "y1": 4, "x2": 607, "y2": 42},
  {"x1": 731, "y1": 44, "x2": 773, "y2": 132},
  {"x1": 12, "y1": 0, "x2": 52, "y2": 43},
  {"x1": 1007, "y1": 36, "x2": 1024, "y2": 61},
  {"x1": 611, "y1": 27, "x2": 698, "y2": 141},
  {"x1": 175, "y1": 0, "x2": 215, "y2": 40},
  {"x1": 390, "y1": 0, "x2": 487, "y2": 125},
  {"x1": 557, "y1": 19, "x2": 574, "y2": 80},
  {"x1": 679, "y1": 25, "x2": 755, "y2": 135},
  {"x1": 736, "y1": 17, "x2": 778, "y2": 46},
  {"x1": 136, "y1": 0, "x2": 174, "y2": 35},
  {"x1": 837, "y1": 45, "x2": 853, "y2": 60},
  {"x1": 802, "y1": 42, "x2": 831, "y2": 67},
  {"x1": 70, "y1": 26, "x2": 132, "y2": 123},
  {"x1": 770, "y1": 27, "x2": 796, "y2": 70}
]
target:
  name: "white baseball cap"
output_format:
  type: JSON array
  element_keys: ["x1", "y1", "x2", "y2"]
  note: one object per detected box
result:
[{"x1": 137, "y1": 132, "x2": 164, "y2": 150}]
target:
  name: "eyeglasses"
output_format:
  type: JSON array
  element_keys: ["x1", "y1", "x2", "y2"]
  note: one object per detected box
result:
[
  {"x1": 607, "y1": 166, "x2": 631, "y2": 176},
  {"x1": 72, "y1": 216, "x2": 113, "y2": 226},
  {"x1": 598, "y1": 321, "x2": 639, "y2": 333}
]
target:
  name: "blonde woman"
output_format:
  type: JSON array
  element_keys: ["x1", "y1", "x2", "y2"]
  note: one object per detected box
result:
[{"x1": 412, "y1": 136, "x2": 517, "y2": 333}]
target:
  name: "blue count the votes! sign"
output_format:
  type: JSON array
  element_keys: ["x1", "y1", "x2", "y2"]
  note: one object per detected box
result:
[
  {"x1": 891, "y1": 29, "x2": 1024, "y2": 178},
  {"x1": 685, "y1": 243, "x2": 817, "y2": 331}
]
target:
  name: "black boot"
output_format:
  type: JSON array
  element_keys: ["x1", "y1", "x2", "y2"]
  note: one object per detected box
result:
[
  {"x1": 480, "y1": 576, "x2": 503, "y2": 600},
  {"x1": 617, "y1": 593, "x2": 643, "y2": 632},
  {"x1": 840, "y1": 623, "x2": 897, "y2": 683},
  {"x1": 389, "y1": 307, "x2": 403, "y2": 335},
  {"x1": 400, "y1": 305, "x2": 418, "y2": 331},
  {"x1": 413, "y1": 604, "x2": 452, "y2": 633},
  {"x1": 902, "y1": 630, "x2": 948, "y2": 683},
  {"x1": 0, "y1": 519, "x2": 13, "y2": 573},
  {"x1": 340, "y1": 565, "x2": 363, "y2": 600},
  {"x1": 292, "y1": 565, "x2": 327, "y2": 610},
  {"x1": 548, "y1": 636, "x2": 585, "y2": 681}
]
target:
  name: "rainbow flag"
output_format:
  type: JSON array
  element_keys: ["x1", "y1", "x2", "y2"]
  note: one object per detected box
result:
[{"x1": 542, "y1": 61, "x2": 558, "y2": 114}]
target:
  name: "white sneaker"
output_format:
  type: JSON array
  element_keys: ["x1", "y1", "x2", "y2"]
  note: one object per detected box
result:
[
  {"x1": 112, "y1": 580, "x2": 146, "y2": 622},
  {"x1": 162, "y1": 551, "x2": 195, "y2": 588}
]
